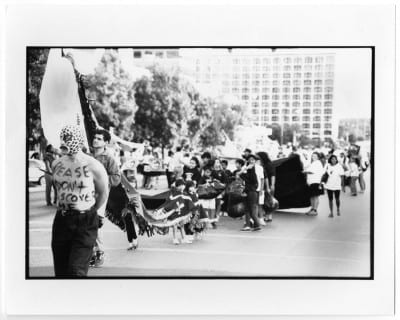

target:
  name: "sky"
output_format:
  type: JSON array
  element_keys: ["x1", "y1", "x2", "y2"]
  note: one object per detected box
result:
[
  {"x1": 70, "y1": 47, "x2": 373, "y2": 120},
  {"x1": 181, "y1": 47, "x2": 373, "y2": 120},
  {"x1": 332, "y1": 48, "x2": 372, "y2": 119}
]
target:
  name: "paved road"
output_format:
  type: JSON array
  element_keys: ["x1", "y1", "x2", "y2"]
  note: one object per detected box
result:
[{"x1": 28, "y1": 172, "x2": 371, "y2": 277}]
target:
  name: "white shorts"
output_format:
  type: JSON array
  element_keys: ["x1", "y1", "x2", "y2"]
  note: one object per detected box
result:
[{"x1": 199, "y1": 198, "x2": 215, "y2": 210}]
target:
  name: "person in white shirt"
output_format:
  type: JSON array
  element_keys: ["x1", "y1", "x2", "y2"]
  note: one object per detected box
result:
[
  {"x1": 348, "y1": 156, "x2": 360, "y2": 196},
  {"x1": 172, "y1": 146, "x2": 185, "y2": 179},
  {"x1": 304, "y1": 152, "x2": 324, "y2": 216},
  {"x1": 324, "y1": 155, "x2": 345, "y2": 217},
  {"x1": 254, "y1": 157, "x2": 266, "y2": 226}
]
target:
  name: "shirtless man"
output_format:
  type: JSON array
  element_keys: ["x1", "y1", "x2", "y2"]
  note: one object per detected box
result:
[{"x1": 51, "y1": 125, "x2": 109, "y2": 277}]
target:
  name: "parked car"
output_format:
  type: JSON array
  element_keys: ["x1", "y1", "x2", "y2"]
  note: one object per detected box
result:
[{"x1": 29, "y1": 159, "x2": 46, "y2": 185}]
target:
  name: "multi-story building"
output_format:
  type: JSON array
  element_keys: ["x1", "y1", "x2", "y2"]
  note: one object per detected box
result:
[
  {"x1": 338, "y1": 118, "x2": 371, "y2": 141},
  {"x1": 131, "y1": 48, "x2": 337, "y2": 143}
]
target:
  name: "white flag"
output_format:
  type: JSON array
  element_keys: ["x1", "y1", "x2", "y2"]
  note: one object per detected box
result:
[{"x1": 39, "y1": 49, "x2": 88, "y2": 149}]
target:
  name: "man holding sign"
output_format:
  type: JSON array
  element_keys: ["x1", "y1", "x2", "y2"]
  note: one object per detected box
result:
[{"x1": 51, "y1": 125, "x2": 109, "y2": 277}]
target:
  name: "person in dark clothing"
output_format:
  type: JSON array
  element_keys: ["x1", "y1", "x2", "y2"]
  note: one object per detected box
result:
[
  {"x1": 221, "y1": 159, "x2": 232, "y2": 180},
  {"x1": 232, "y1": 159, "x2": 245, "y2": 178},
  {"x1": 183, "y1": 156, "x2": 202, "y2": 185},
  {"x1": 211, "y1": 159, "x2": 228, "y2": 227},
  {"x1": 256, "y1": 151, "x2": 276, "y2": 223},
  {"x1": 242, "y1": 148, "x2": 252, "y2": 161},
  {"x1": 51, "y1": 125, "x2": 109, "y2": 278},
  {"x1": 200, "y1": 152, "x2": 213, "y2": 173},
  {"x1": 44, "y1": 144, "x2": 57, "y2": 206},
  {"x1": 165, "y1": 150, "x2": 175, "y2": 188},
  {"x1": 239, "y1": 154, "x2": 261, "y2": 231}
]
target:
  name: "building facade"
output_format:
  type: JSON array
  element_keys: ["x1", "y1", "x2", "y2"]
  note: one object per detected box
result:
[
  {"x1": 131, "y1": 48, "x2": 337, "y2": 143},
  {"x1": 338, "y1": 118, "x2": 371, "y2": 141}
]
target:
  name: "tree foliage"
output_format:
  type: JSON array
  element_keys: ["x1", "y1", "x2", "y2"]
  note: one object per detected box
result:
[
  {"x1": 198, "y1": 100, "x2": 248, "y2": 148},
  {"x1": 132, "y1": 65, "x2": 185, "y2": 146},
  {"x1": 27, "y1": 48, "x2": 49, "y2": 151},
  {"x1": 86, "y1": 49, "x2": 137, "y2": 141}
]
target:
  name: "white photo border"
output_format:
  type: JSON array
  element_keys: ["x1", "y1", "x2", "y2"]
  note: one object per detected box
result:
[{"x1": 3, "y1": 3, "x2": 395, "y2": 316}]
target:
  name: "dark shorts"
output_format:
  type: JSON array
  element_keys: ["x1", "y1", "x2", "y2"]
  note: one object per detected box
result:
[
  {"x1": 309, "y1": 183, "x2": 323, "y2": 197},
  {"x1": 326, "y1": 189, "x2": 341, "y2": 201}
]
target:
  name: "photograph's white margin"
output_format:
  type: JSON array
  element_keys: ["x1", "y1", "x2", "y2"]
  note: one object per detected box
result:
[{"x1": 2, "y1": 3, "x2": 396, "y2": 317}]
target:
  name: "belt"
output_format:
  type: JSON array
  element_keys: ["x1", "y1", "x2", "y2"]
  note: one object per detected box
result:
[{"x1": 58, "y1": 208, "x2": 93, "y2": 216}]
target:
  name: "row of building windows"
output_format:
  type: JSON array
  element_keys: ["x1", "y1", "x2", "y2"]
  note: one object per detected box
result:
[
  {"x1": 254, "y1": 108, "x2": 332, "y2": 116},
  {"x1": 228, "y1": 72, "x2": 334, "y2": 79},
  {"x1": 219, "y1": 63, "x2": 335, "y2": 73},
  {"x1": 222, "y1": 79, "x2": 334, "y2": 87},
  {"x1": 254, "y1": 116, "x2": 333, "y2": 127},
  {"x1": 249, "y1": 101, "x2": 333, "y2": 108},
  {"x1": 229, "y1": 56, "x2": 335, "y2": 65},
  {"x1": 240, "y1": 94, "x2": 333, "y2": 100},
  {"x1": 235, "y1": 86, "x2": 333, "y2": 93}
]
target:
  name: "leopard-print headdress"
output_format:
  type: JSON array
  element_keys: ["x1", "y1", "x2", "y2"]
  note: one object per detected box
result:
[{"x1": 60, "y1": 125, "x2": 84, "y2": 155}]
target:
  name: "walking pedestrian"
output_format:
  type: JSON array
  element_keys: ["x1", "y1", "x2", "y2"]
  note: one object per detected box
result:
[
  {"x1": 165, "y1": 150, "x2": 174, "y2": 188},
  {"x1": 324, "y1": 155, "x2": 345, "y2": 218},
  {"x1": 212, "y1": 158, "x2": 228, "y2": 225},
  {"x1": 120, "y1": 161, "x2": 139, "y2": 250},
  {"x1": 44, "y1": 144, "x2": 57, "y2": 206},
  {"x1": 239, "y1": 154, "x2": 261, "y2": 231},
  {"x1": 304, "y1": 152, "x2": 324, "y2": 216},
  {"x1": 348, "y1": 156, "x2": 360, "y2": 196},
  {"x1": 51, "y1": 125, "x2": 108, "y2": 277},
  {"x1": 92, "y1": 128, "x2": 121, "y2": 267},
  {"x1": 198, "y1": 166, "x2": 216, "y2": 227},
  {"x1": 256, "y1": 151, "x2": 276, "y2": 223}
]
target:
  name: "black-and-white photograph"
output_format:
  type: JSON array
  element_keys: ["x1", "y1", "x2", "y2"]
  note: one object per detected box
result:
[{"x1": 26, "y1": 46, "x2": 373, "y2": 279}]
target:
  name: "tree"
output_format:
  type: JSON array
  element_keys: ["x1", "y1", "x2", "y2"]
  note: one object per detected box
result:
[
  {"x1": 348, "y1": 133, "x2": 356, "y2": 144},
  {"x1": 86, "y1": 49, "x2": 137, "y2": 141},
  {"x1": 27, "y1": 48, "x2": 50, "y2": 152},
  {"x1": 298, "y1": 134, "x2": 312, "y2": 147},
  {"x1": 133, "y1": 64, "x2": 185, "y2": 147},
  {"x1": 198, "y1": 99, "x2": 248, "y2": 149},
  {"x1": 268, "y1": 123, "x2": 282, "y2": 143}
]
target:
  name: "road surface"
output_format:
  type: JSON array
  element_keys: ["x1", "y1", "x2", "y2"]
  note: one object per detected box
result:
[{"x1": 28, "y1": 172, "x2": 371, "y2": 278}]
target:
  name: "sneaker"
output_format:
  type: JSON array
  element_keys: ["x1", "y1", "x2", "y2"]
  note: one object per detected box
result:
[
  {"x1": 182, "y1": 237, "x2": 193, "y2": 244},
  {"x1": 94, "y1": 251, "x2": 105, "y2": 267},
  {"x1": 308, "y1": 209, "x2": 318, "y2": 216},
  {"x1": 328, "y1": 213, "x2": 334, "y2": 218},
  {"x1": 89, "y1": 254, "x2": 96, "y2": 267},
  {"x1": 252, "y1": 226, "x2": 261, "y2": 231},
  {"x1": 173, "y1": 238, "x2": 180, "y2": 245},
  {"x1": 265, "y1": 219, "x2": 272, "y2": 223},
  {"x1": 337, "y1": 210, "x2": 341, "y2": 216},
  {"x1": 127, "y1": 240, "x2": 138, "y2": 250},
  {"x1": 259, "y1": 219, "x2": 267, "y2": 226},
  {"x1": 241, "y1": 226, "x2": 252, "y2": 231}
]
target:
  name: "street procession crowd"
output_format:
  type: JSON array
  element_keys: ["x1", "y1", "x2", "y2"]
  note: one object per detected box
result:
[{"x1": 37, "y1": 125, "x2": 370, "y2": 277}]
